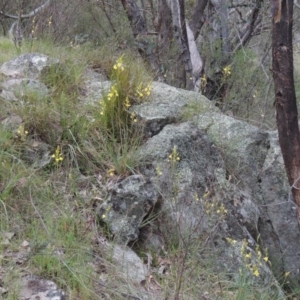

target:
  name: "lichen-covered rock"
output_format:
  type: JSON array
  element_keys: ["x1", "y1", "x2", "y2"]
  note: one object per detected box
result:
[
  {"x1": 138, "y1": 122, "x2": 224, "y2": 235},
  {"x1": 24, "y1": 140, "x2": 52, "y2": 168},
  {"x1": 0, "y1": 53, "x2": 59, "y2": 78},
  {"x1": 81, "y1": 80, "x2": 111, "y2": 104},
  {"x1": 110, "y1": 243, "x2": 148, "y2": 283},
  {"x1": 259, "y1": 131, "x2": 300, "y2": 286},
  {"x1": 133, "y1": 81, "x2": 219, "y2": 137},
  {"x1": 1, "y1": 115, "x2": 22, "y2": 130},
  {"x1": 194, "y1": 112, "x2": 300, "y2": 287},
  {"x1": 20, "y1": 275, "x2": 65, "y2": 300},
  {"x1": 99, "y1": 175, "x2": 159, "y2": 243},
  {"x1": 0, "y1": 89, "x2": 18, "y2": 101},
  {"x1": 195, "y1": 111, "x2": 270, "y2": 192},
  {"x1": 137, "y1": 119, "x2": 285, "y2": 293}
]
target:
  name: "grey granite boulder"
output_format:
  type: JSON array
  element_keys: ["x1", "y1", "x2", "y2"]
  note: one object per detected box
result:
[
  {"x1": 99, "y1": 175, "x2": 159, "y2": 243},
  {"x1": 133, "y1": 81, "x2": 219, "y2": 137},
  {"x1": 0, "y1": 53, "x2": 59, "y2": 79}
]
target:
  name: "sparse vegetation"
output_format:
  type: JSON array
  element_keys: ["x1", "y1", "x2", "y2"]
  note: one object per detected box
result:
[{"x1": 0, "y1": 0, "x2": 299, "y2": 295}]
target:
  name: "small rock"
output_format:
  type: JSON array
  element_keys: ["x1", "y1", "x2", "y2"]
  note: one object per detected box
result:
[
  {"x1": 1, "y1": 115, "x2": 22, "y2": 130},
  {"x1": 0, "y1": 89, "x2": 18, "y2": 101},
  {"x1": 99, "y1": 175, "x2": 158, "y2": 243},
  {"x1": 112, "y1": 244, "x2": 148, "y2": 283},
  {"x1": 20, "y1": 275, "x2": 65, "y2": 300},
  {"x1": 24, "y1": 140, "x2": 52, "y2": 168}
]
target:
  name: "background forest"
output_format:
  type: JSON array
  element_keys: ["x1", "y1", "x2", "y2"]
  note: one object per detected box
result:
[{"x1": 3, "y1": 0, "x2": 300, "y2": 128}]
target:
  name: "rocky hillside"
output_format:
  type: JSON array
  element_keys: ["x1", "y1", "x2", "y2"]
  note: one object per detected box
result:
[{"x1": 0, "y1": 49, "x2": 299, "y2": 299}]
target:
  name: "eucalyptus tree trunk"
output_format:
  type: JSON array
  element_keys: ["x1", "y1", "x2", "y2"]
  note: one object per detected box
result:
[
  {"x1": 271, "y1": 0, "x2": 300, "y2": 225},
  {"x1": 170, "y1": 0, "x2": 193, "y2": 89},
  {"x1": 120, "y1": 0, "x2": 160, "y2": 73},
  {"x1": 189, "y1": 0, "x2": 208, "y2": 39}
]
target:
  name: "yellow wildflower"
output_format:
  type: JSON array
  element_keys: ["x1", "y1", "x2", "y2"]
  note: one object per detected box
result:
[
  {"x1": 222, "y1": 65, "x2": 231, "y2": 78},
  {"x1": 284, "y1": 272, "x2": 290, "y2": 278},
  {"x1": 253, "y1": 266, "x2": 260, "y2": 277},
  {"x1": 124, "y1": 97, "x2": 131, "y2": 108},
  {"x1": 51, "y1": 146, "x2": 63, "y2": 165},
  {"x1": 156, "y1": 166, "x2": 162, "y2": 176}
]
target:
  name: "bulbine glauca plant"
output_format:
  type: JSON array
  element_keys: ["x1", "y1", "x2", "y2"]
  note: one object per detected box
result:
[
  {"x1": 16, "y1": 125, "x2": 28, "y2": 142},
  {"x1": 226, "y1": 236, "x2": 270, "y2": 278},
  {"x1": 52, "y1": 145, "x2": 63, "y2": 167},
  {"x1": 99, "y1": 54, "x2": 152, "y2": 138}
]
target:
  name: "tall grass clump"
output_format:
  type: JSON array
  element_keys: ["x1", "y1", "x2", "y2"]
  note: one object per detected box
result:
[{"x1": 99, "y1": 54, "x2": 152, "y2": 139}]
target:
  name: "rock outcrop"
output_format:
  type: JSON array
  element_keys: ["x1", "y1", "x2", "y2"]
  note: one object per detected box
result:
[{"x1": 1, "y1": 52, "x2": 299, "y2": 297}]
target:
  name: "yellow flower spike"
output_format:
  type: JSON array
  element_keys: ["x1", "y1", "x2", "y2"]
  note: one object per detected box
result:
[
  {"x1": 253, "y1": 266, "x2": 260, "y2": 277},
  {"x1": 201, "y1": 74, "x2": 207, "y2": 92},
  {"x1": 222, "y1": 65, "x2": 231, "y2": 78},
  {"x1": 156, "y1": 166, "x2": 162, "y2": 176},
  {"x1": 263, "y1": 256, "x2": 268, "y2": 262},
  {"x1": 245, "y1": 253, "x2": 252, "y2": 259},
  {"x1": 168, "y1": 146, "x2": 180, "y2": 163},
  {"x1": 108, "y1": 168, "x2": 116, "y2": 177},
  {"x1": 226, "y1": 238, "x2": 237, "y2": 245},
  {"x1": 284, "y1": 272, "x2": 290, "y2": 278},
  {"x1": 124, "y1": 97, "x2": 131, "y2": 108},
  {"x1": 203, "y1": 191, "x2": 210, "y2": 199},
  {"x1": 17, "y1": 125, "x2": 29, "y2": 141},
  {"x1": 52, "y1": 146, "x2": 63, "y2": 166}
]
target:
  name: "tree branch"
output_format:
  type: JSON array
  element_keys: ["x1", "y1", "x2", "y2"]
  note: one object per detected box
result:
[
  {"x1": 232, "y1": 0, "x2": 263, "y2": 54},
  {"x1": 0, "y1": 0, "x2": 51, "y2": 20}
]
